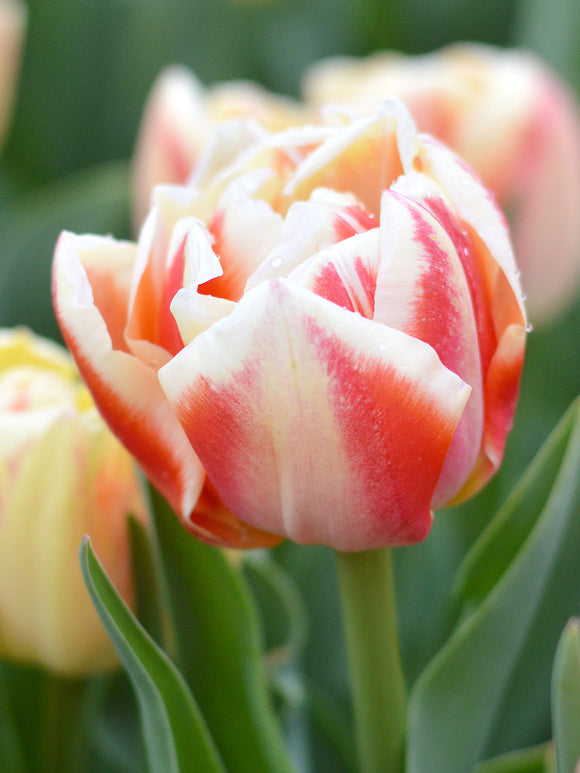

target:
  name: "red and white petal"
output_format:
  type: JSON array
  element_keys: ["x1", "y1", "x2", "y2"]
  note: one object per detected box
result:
[
  {"x1": 55, "y1": 233, "x2": 136, "y2": 355},
  {"x1": 416, "y1": 135, "x2": 527, "y2": 325},
  {"x1": 375, "y1": 185, "x2": 484, "y2": 505},
  {"x1": 289, "y1": 228, "x2": 380, "y2": 319},
  {"x1": 159, "y1": 279, "x2": 471, "y2": 552},
  {"x1": 246, "y1": 188, "x2": 378, "y2": 291},
  {"x1": 53, "y1": 232, "x2": 205, "y2": 531},
  {"x1": 200, "y1": 170, "x2": 283, "y2": 301}
]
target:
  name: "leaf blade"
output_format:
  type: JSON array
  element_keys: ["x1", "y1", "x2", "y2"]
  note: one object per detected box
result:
[{"x1": 80, "y1": 537, "x2": 225, "y2": 773}]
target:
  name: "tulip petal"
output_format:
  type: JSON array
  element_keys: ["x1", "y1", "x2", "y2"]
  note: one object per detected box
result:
[
  {"x1": 417, "y1": 135, "x2": 526, "y2": 323},
  {"x1": 412, "y1": 141, "x2": 527, "y2": 499},
  {"x1": 131, "y1": 66, "x2": 209, "y2": 227},
  {"x1": 375, "y1": 182, "x2": 484, "y2": 504},
  {"x1": 246, "y1": 188, "x2": 377, "y2": 291},
  {"x1": 159, "y1": 279, "x2": 471, "y2": 552},
  {"x1": 201, "y1": 170, "x2": 283, "y2": 301},
  {"x1": 288, "y1": 228, "x2": 380, "y2": 319},
  {"x1": 53, "y1": 232, "x2": 206, "y2": 529},
  {"x1": 283, "y1": 102, "x2": 416, "y2": 216}
]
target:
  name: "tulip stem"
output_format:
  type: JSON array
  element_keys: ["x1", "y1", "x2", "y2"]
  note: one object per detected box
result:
[
  {"x1": 39, "y1": 673, "x2": 85, "y2": 773},
  {"x1": 335, "y1": 548, "x2": 406, "y2": 773}
]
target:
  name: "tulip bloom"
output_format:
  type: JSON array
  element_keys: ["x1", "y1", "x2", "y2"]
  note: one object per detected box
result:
[
  {"x1": 0, "y1": 328, "x2": 148, "y2": 675},
  {"x1": 53, "y1": 101, "x2": 526, "y2": 552},
  {"x1": 304, "y1": 44, "x2": 580, "y2": 324},
  {"x1": 0, "y1": 0, "x2": 26, "y2": 150},
  {"x1": 132, "y1": 65, "x2": 306, "y2": 228}
]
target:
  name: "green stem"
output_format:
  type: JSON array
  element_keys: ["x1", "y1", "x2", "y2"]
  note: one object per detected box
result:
[
  {"x1": 335, "y1": 548, "x2": 407, "y2": 773},
  {"x1": 39, "y1": 673, "x2": 85, "y2": 773}
]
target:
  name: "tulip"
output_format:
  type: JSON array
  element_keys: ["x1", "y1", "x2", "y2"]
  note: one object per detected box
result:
[
  {"x1": 303, "y1": 44, "x2": 580, "y2": 324},
  {"x1": 132, "y1": 65, "x2": 306, "y2": 228},
  {"x1": 0, "y1": 0, "x2": 26, "y2": 150},
  {"x1": 0, "y1": 328, "x2": 148, "y2": 675},
  {"x1": 53, "y1": 100, "x2": 526, "y2": 552}
]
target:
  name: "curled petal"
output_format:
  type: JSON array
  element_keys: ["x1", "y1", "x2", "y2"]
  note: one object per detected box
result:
[
  {"x1": 202, "y1": 170, "x2": 283, "y2": 301},
  {"x1": 159, "y1": 279, "x2": 471, "y2": 552}
]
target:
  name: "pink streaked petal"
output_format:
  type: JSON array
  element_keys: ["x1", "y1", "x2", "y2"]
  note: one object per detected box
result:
[
  {"x1": 57, "y1": 233, "x2": 136, "y2": 354},
  {"x1": 289, "y1": 228, "x2": 380, "y2": 319},
  {"x1": 159, "y1": 279, "x2": 470, "y2": 552},
  {"x1": 376, "y1": 185, "x2": 484, "y2": 504},
  {"x1": 199, "y1": 170, "x2": 283, "y2": 301},
  {"x1": 53, "y1": 232, "x2": 205, "y2": 529},
  {"x1": 417, "y1": 135, "x2": 527, "y2": 325},
  {"x1": 125, "y1": 204, "x2": 175, "y2": 369},
  {"x1": 246, "y1": 189, "x2": 377, "y2": 291},
  {"x1": 126, "y1": 197, "x2": 220, "y2": 367},
  {"x1": 283, "y1": 101, "x2": 417, "y2": 216},
  {"x1": 451, "y1": 322, "x2": 526, "y2": 503}
]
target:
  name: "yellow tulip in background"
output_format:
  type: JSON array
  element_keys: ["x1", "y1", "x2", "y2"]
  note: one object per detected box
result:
[{"x1": 0, "y1": 328, "x2": 148, "y2": 675}]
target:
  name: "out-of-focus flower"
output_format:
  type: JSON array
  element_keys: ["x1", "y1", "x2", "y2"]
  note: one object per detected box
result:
[
  {"x1": 303, "y1": 44, "x2": 580, "y2": 325},
  {"x1": 132, "y1": 65, "x2": 306, "y2": 228},
  {"x1": 53, "y1": 101, "x2": 526, "y2": 552},
  {"x1": 0, "y1": 328, "x2": 147, "y2": 675},
  {"x1": 0, "y1": 0, "x2": 26, "y2": 150}
]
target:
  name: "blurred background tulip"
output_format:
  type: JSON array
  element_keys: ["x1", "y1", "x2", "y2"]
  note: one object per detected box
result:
[
  {"x1": 132, "y1": 66, "x2": 305, "y2": 228},
  {"x1": 0, "y1": 328, "x2": 147, "y2": 676},
  {"x1": 303, "y1": 44, "x2": 580, "y2": 326},
  {"x1": 0, "y1": 0, "x2": 26, "y2": 151}
]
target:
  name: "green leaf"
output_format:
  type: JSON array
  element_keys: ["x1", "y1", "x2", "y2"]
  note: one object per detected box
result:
[
  {"x1": 472, "y1": 743, "x2": 555, "y2": 773},
  {"x1": 128, "y1": 515, "x2": 164, "y2": 646},
  {"x1": 149, "y1": 486, "x2": 295, "y2": 773},
  {"x1": 407, "y1": 397, "x2": 580, "y2": 773},
  {"x1": 552, "y1": 618, "x2": 580, "y2": 773},
  {"x1": 80, "y1": 537, "x2": 225, "y2": 773}
]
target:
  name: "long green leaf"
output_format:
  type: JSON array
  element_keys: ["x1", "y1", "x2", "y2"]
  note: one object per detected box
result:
[
  {"x1": 407, "y1": 398, "x2": 580, "y2": 772},
  {"x1": 552, "y1": 618, "x2": 580, "y2": 773},
  {"x1": 149, "y1": 487, "x2": 295, "y2": 773},
  {"x1": 80, "y1": 537, "x2": 225, "y2": 773}
]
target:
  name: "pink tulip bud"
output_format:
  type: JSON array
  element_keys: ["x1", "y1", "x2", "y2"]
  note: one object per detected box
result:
[
  {"x1": 0, "y1": 328, "x2": 148, "y2": 675},
  {"x1": 304, "y1": 44, "x2": 580, "y2": 325},
  {"x1": 53, "y1": 101, "x2": 526, "y2": 552},
  {"x1": 0, "y1": 0, "x2": 26, "y2": 149}
]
